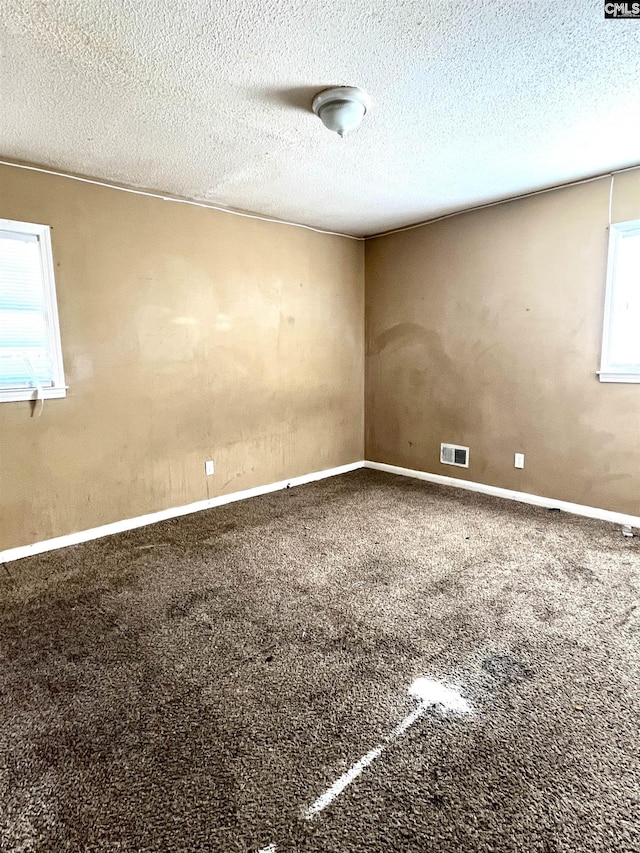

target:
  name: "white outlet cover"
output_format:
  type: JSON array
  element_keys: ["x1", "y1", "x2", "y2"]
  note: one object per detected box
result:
[
  {"x1": 514, "y1": 453, "x2": 525, "y2": 469},
  {"x1": 205, "y1": 460, "x2": 215, "y2": 476}
]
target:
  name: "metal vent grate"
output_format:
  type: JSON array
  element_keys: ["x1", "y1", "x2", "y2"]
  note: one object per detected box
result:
[{"x1": 440, "y1": 443, "x2": 469, "y2": 468}]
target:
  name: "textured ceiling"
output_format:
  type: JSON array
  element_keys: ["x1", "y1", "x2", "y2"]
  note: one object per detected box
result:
[{"x1": 1, "y1": 0, "x2": 639, "y2": 236}]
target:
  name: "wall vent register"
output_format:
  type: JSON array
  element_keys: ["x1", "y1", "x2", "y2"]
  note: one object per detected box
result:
[{"x1": 440, "y1": 443, "x2": 469, "y2": 467}]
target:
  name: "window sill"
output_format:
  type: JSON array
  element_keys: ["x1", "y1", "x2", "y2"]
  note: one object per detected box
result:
[
  {"x1": 597, "y1": 371, "x2": 640, "y2": 383},
  {"x1": 0, "y1": 386, "x2": 67, "y2": 403}
]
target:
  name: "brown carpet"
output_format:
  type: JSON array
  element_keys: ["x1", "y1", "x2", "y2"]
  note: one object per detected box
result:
[{"x1": 1, "y1": 469, "x2": 638, "y2": 852}]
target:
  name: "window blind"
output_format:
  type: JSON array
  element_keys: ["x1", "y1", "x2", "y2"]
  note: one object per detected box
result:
[
  {"x1": 608, "y1": 230, "x2": 640, "y2": 367},
  {"x1": 0, "y1": 229, "x2": 54, "y2": 389}
]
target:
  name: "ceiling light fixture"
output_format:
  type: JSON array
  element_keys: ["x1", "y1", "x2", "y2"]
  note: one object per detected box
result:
[{"x1": 311, "y1": 87, "x2": 372, "y2": 138}]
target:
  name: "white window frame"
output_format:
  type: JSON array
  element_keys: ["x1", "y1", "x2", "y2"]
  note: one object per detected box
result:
[
  {"x1": 0, "y1": 218, "x2": 67, "y2": 402},
  {"x1": 598, "y1": 219, "x2": 640, "y2": 384}
]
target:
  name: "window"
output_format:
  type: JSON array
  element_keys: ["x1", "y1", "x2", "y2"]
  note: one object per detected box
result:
[
  {"x1": 0, "y1": 219, "x2": 66, "y2": 402},
  {"x1": 599, "y1": 219, "x2": 640, "y2": 383}
]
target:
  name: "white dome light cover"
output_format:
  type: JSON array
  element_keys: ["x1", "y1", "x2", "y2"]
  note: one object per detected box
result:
[{"x1": 312, "y1": 87, "x2": 372, "y2": 137}]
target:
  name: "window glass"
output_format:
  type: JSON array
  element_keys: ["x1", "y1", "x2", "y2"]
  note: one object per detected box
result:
[{"x1": 0, "y1": 220, "x2": 66, "y2": 402}]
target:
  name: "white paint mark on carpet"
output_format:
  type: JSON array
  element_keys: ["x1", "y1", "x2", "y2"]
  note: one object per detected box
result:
[
  {"x1": 389, "y1": 702, "x2": 428, "y2": 739},
  {"x1": 408, "y1": 677, "x2": 473, "y2": 715},
  {"x1": 303, "y1": 677, "x2": 472, "y2": 820},
  {"x1": 304, "y1": 746, "x2": 384, "y2": 819}
]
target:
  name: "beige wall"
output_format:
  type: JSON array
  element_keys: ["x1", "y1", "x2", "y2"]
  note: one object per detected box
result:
[
  {"x1": 366, "y1": 168, "x2": 640, "y2": 516},
  {"x1": 2, "y1": 162, "x2": 638, "y2": 551},
  {"x1": 0, "y1": 165, "x2": 364, "y2": 549}
]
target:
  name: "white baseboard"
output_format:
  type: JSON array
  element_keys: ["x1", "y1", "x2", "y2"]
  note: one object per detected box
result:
[
  {"x1": 3, "y1": 458, "x2": 636, "y2": 565},
  {"x1": 0, "y1": 461, "x2": 365, "y2": 564},
  {"x1": 364, "y1": 461, "x2": 640, "y2": 528}
]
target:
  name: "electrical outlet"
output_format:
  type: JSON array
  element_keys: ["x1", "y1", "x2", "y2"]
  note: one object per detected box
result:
[
  {"x1": 205, "y1": 460, "x2": 215, "y2": 476},
  {"x1": 514, "y1": 453, "x2": 525, "y2": 469}
]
